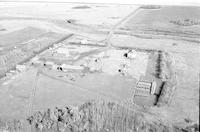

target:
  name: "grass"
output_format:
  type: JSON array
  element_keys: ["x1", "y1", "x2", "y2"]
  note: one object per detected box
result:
[
  {"x1": 0, "y1": 27, "x2": 46, "y2": 47},
  {"x1": 25, "y1": 100, "x2": 176, "y2": 132},
  {"x1": 156, "y1": 52, "x2": 177, "y2": 106}
]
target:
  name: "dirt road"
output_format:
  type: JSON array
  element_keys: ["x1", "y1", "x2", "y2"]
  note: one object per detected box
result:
[{"x1": 105, "y1": 7, "x2": 141, "y2": 47}]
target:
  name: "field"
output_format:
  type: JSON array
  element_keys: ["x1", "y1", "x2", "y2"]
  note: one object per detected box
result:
[
  {"x1": 167, "y1": 52, "x2": 199, "y2": 122},
  {"x1": 0, "y1": 2, "x2": 138, "y2": 28},
  {"x1": 0, "y1": 27, "x2": 47, "y2": 52},
  {"x1": 121, "y1": 6, "x2": 200, "y2": 35},
  {"x1": 0, "y1": 2, "x2": 199, "y2": 132}
]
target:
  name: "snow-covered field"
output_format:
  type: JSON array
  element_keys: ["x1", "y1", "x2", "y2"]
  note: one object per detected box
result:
[{"x1": 0, "y1": 2, "x2": 138, "y2": 27}]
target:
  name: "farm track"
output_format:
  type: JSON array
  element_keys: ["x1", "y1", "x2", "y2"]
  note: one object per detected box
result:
[
  {"x1": 112, "y1": 44, "x2": 200, "y2": 54},
  {"x1": 68, "y1": 42, "x2": 106, "y2": 47},
  {"x1": 115, "y1": 30, "x2": 200, "y2": 43},
  {"x1": 105, "y1": 7, "x2": 141, "y2": 47}
]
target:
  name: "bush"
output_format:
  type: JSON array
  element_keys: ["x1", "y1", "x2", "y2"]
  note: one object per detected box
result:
[{"x1": 27, "y1": 100, "x2": 175, "y2": 132}]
